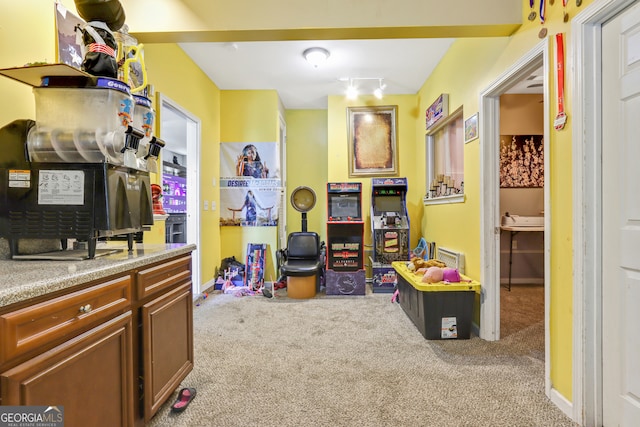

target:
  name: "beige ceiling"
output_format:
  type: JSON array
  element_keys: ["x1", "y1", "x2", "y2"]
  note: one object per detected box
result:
[{"x1": 121, "y1": 0, "x2": 524, "y2": 109}]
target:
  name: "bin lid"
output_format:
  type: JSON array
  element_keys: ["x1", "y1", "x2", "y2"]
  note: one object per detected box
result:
[{"x1": 392, "y1": 261, "x2": 481, "y2": 293}]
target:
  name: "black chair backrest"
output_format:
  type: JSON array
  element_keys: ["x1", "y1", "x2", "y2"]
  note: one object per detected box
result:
[{"x1": 287, "y1": 232, "x2": 319, "y2": 260}]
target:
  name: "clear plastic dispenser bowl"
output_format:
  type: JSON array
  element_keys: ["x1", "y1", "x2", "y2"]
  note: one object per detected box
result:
[
  {"x1": 132, "y1": 94, "x2": 154, "y2": 169},
  {"x1": 27, "y1": 78, "x2": 133, "y2": 165}
]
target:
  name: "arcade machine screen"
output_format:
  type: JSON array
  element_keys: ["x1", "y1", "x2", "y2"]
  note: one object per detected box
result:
[
  {"x1": 329, "y1": 194, "x2": 360, "y2": 220},
  {"x1": 373, "y1": 195, "x2": 402, "y2": 215}
]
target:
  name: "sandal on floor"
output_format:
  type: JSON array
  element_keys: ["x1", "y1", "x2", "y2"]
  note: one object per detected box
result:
[{"x1": 171, "y1": 387, "x2": 196, "y2": 413}]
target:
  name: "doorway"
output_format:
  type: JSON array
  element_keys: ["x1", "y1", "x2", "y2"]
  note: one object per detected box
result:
[
  {"x1": 479, "y1": 40, "x2": 550, "y2": 379},
  {"x1": 497, "y1": 90, "x2": 545, "y2": 340},
  {"x1": 159, "y1": 94, "x2": 202, "y2": 295}
]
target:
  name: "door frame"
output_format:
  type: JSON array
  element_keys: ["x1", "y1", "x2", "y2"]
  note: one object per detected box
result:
[
  {"x1": 479, "y1": 37, "x2": 551, "y2": 389},
  {"x1": 572, "y1": 0, "x2": 638, "y2": 425},
  {"x1": 278, "y1": 112, "x2": 287, "y2": 250},
  {"x1": 159, "y1": 94, "x2": 202, "y2": 295}
]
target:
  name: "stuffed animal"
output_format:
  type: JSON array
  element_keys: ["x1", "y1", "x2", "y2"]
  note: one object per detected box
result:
[
  {"x1": 409, "y1": 257, "x2": 446, "y2": 271},
  {"x1": 425, "y1": 259, "x2": 446, "y2": 268},
  {"x1": 442, "y1": 267, "x2": 461, "y2": 283},
  {"x1": 421, "y1": 266, "x2": 463, "y2": 283},
  {"x1": 422, "y1": 266, "x2": 444, "y2": 283}
]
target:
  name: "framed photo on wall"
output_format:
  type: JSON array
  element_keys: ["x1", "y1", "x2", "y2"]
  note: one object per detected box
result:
[
  {"x1": 347, "y1": 105, "x2": 398, "y2": 177},
  {"x1": 426, "y1": 94, "x2": 449, "y2": 130},
  {"x1": 464, "y1": 113, "x2": 479, "y2": 143}
]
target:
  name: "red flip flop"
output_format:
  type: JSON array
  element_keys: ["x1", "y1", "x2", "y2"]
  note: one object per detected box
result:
[{"x1": 171, "y1": 387, "x2": 196, "y2": 413}]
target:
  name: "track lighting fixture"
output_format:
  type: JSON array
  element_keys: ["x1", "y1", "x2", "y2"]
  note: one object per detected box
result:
[{"x1": 342, "y1": 77, "x2": 386, "y2": 99}]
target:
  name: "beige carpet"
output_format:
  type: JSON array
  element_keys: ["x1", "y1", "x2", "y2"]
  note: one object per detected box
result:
[
  {"x1": 146, "y1": 287, "x2": 575, "y2": 427},
  {"x1": 501, "y1": 283, "x2": 545, "y2": 339}
]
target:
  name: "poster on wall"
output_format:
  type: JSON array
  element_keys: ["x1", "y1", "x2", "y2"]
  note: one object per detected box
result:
[
  {"x1": 220, "y1": 142, "x2": 281, "y2": 226},
  {"x1": 499, "y1": 135, "x2": 544, "y2": 188}
]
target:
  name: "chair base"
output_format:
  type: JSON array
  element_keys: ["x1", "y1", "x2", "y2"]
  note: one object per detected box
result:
[{"x1": 287, "y1": 275, "x2": 317, "y2": 299}]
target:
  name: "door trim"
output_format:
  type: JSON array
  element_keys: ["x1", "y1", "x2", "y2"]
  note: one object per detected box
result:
[
  {"x1": 479, "y1": 37, "x2": 551, "y2": 400},
  {"x1": 572, "y1": 0, "x2": 638, "y2": 425},
  {"x1": 158, "y1": 94, "x2": 202, "y2": 295}
]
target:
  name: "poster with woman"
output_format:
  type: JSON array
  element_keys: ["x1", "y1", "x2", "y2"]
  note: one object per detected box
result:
[
  {"x1": 219, "y1": 142, "x2": 281, "y2": 226},
  {"x1": 220, "y1": 142, "x2": 280, "y2": 179}
]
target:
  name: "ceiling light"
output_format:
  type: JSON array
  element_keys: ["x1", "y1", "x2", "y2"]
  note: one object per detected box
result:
[
  {"x1": 373, "y1": 78, "x2": 385, "y2": 99},
  {"x1": 346, "y1": 83, "x2": 358, "y2": 100},
  {"x1": 303, "y1": 47, "x2": 330, "y2": 67}
]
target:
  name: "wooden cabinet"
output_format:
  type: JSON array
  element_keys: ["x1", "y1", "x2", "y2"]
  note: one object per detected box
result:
[
  {"x1": 141, "y1": 282, "x2": 193, "y2": 421},
  {"x1": 1, "y1": 312, "x2": 135, "y2": 427},
  {"x1": 135, "y1": 255, "x2": 193, "y2": 423},
  {"x1": 0, "y1": 252, "x2": 193, "y2": 426}
]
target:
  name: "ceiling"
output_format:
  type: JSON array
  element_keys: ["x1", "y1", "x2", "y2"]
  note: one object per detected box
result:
[
  {"x1": 179, "y1": 38, "x2": 457, "y2": 110},
  {"x1": 162, "y1": 38, "x2": 542, "y2": 155},
  {"x1": 176, "y1": 38, "x2": 543, "y2": 111},
  {"x1": 139, "y1": 0, "x2": 536, "y2": 151}
]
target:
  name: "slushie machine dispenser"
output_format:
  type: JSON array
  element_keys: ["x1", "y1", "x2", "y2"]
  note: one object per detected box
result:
[
  {"x1": 325, "y1": 182, "x2": 366, "y2": 295},
  {"x1": 370, "y1": 177, "x2": 410, "y2": 292},
  {"x1": 0, "y1": 68, "x2": 164, "y2": 259}
]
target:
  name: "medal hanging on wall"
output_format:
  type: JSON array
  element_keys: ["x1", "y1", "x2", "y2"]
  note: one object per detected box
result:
[
  {"x1": 538, "y1": 0, "x2": 548, "y2": 38},
  {"x1": 528, "y1": 0, "x2": 537, "y2": 21},
  {"x1": 554, "y1": 33, "x2": 567, "y2": 130}
]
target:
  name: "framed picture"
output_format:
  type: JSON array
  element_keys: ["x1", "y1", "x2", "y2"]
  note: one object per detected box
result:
[
  {"x1": 464, "y1": 113, "x2": 479, "y2": 143},
  {"x1": 499, "y1": 135, "x2": 544, "y2": 188},
  {"x1": 426, "y1": 94, "x2": 449, "y2": 130},
  {"x1": 347, "y1": 105, "x2": 398, "y2": 177}
]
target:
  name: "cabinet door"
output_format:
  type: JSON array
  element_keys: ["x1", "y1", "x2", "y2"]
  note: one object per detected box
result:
[
  {"x1": 141, "y1": 282, "x2": 193, "y2": 422},
  {"x1": 1, "y1": 312, "x2": 134, "y2": 427}
]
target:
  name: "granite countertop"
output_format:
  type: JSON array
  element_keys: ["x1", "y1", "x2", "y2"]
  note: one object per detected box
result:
[{"x1": 0, "y1": 242, "x2": 196, "y2": 309}]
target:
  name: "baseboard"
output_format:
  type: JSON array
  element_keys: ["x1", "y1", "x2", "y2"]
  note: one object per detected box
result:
[
  {"x1": 472, "y1": 322, "x2": 480, "y2": 337},
  {"x1": 549, "y1": 387, "x2": 574, "y2": 422},
  {"x1": 195, "y1": 278, "x2": 218, "y2": 302}
]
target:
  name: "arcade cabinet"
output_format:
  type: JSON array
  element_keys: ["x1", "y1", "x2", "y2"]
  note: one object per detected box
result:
[
  {"x1": 325, "y1": 182, "x2": 366, "y2": 295},
  {"x1": 370, "y1": 178, "x2": 410, "y2": 292}
]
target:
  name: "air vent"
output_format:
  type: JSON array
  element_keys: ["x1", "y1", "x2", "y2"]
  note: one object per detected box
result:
[{"x1": 436, "y1": 247, "x2": 465, "y2": 273}]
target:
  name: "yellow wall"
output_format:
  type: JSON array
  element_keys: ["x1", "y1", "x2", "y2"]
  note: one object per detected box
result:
[
  {"x1": 415, "y1": 0, "x2": 594, "y2": 402},
  {"x1": 143, "y1": 43, "x2": 221, "y2": 287},
  {"x1": 417, "y1": 37, "x2": 510, "y2": 281},
  {"x1": 220, "y1": 90, "x2": 280, "y2": 280},
  {"x1": 284, "y1": 110, "x2": 328, "y2": 241},
  {"x1": 0, "y1": 1, "x2": 58, "y2": 122},
  {"x1": 327, "y1": 95, "x2": 422, "y2": 248}
]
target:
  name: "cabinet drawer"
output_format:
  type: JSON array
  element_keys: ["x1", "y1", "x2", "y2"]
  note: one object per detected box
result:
[
  {"x1": 136, "y1": 255, "x2": 191, "y2": 300},
  {"x1": 0, "y1": 275, "x2": 131, "y2": 365}
]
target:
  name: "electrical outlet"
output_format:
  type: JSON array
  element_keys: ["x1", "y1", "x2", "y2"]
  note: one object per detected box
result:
[
  {"x1": 211, "y1": 201, "x2": 216, "y2": 211},
  {"x1": 512, "y1": 240, "x2": 518, "y2": 249},
  {"x1": 204, "y1": 200, "x2": 209, "y2": 211}
]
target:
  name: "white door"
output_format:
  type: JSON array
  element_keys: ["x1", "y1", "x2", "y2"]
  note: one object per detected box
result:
[{"x1": 602, "y1": 3, "x2": 640, "y2": 425}]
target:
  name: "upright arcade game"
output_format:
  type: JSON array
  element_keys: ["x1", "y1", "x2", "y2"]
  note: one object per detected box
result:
[
  {"x1": 325, "y1": 182, "x2": 366, "y2": 295},
  {"x1": 371, "y1": 177, "x2": 410, "y2": 292}
]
